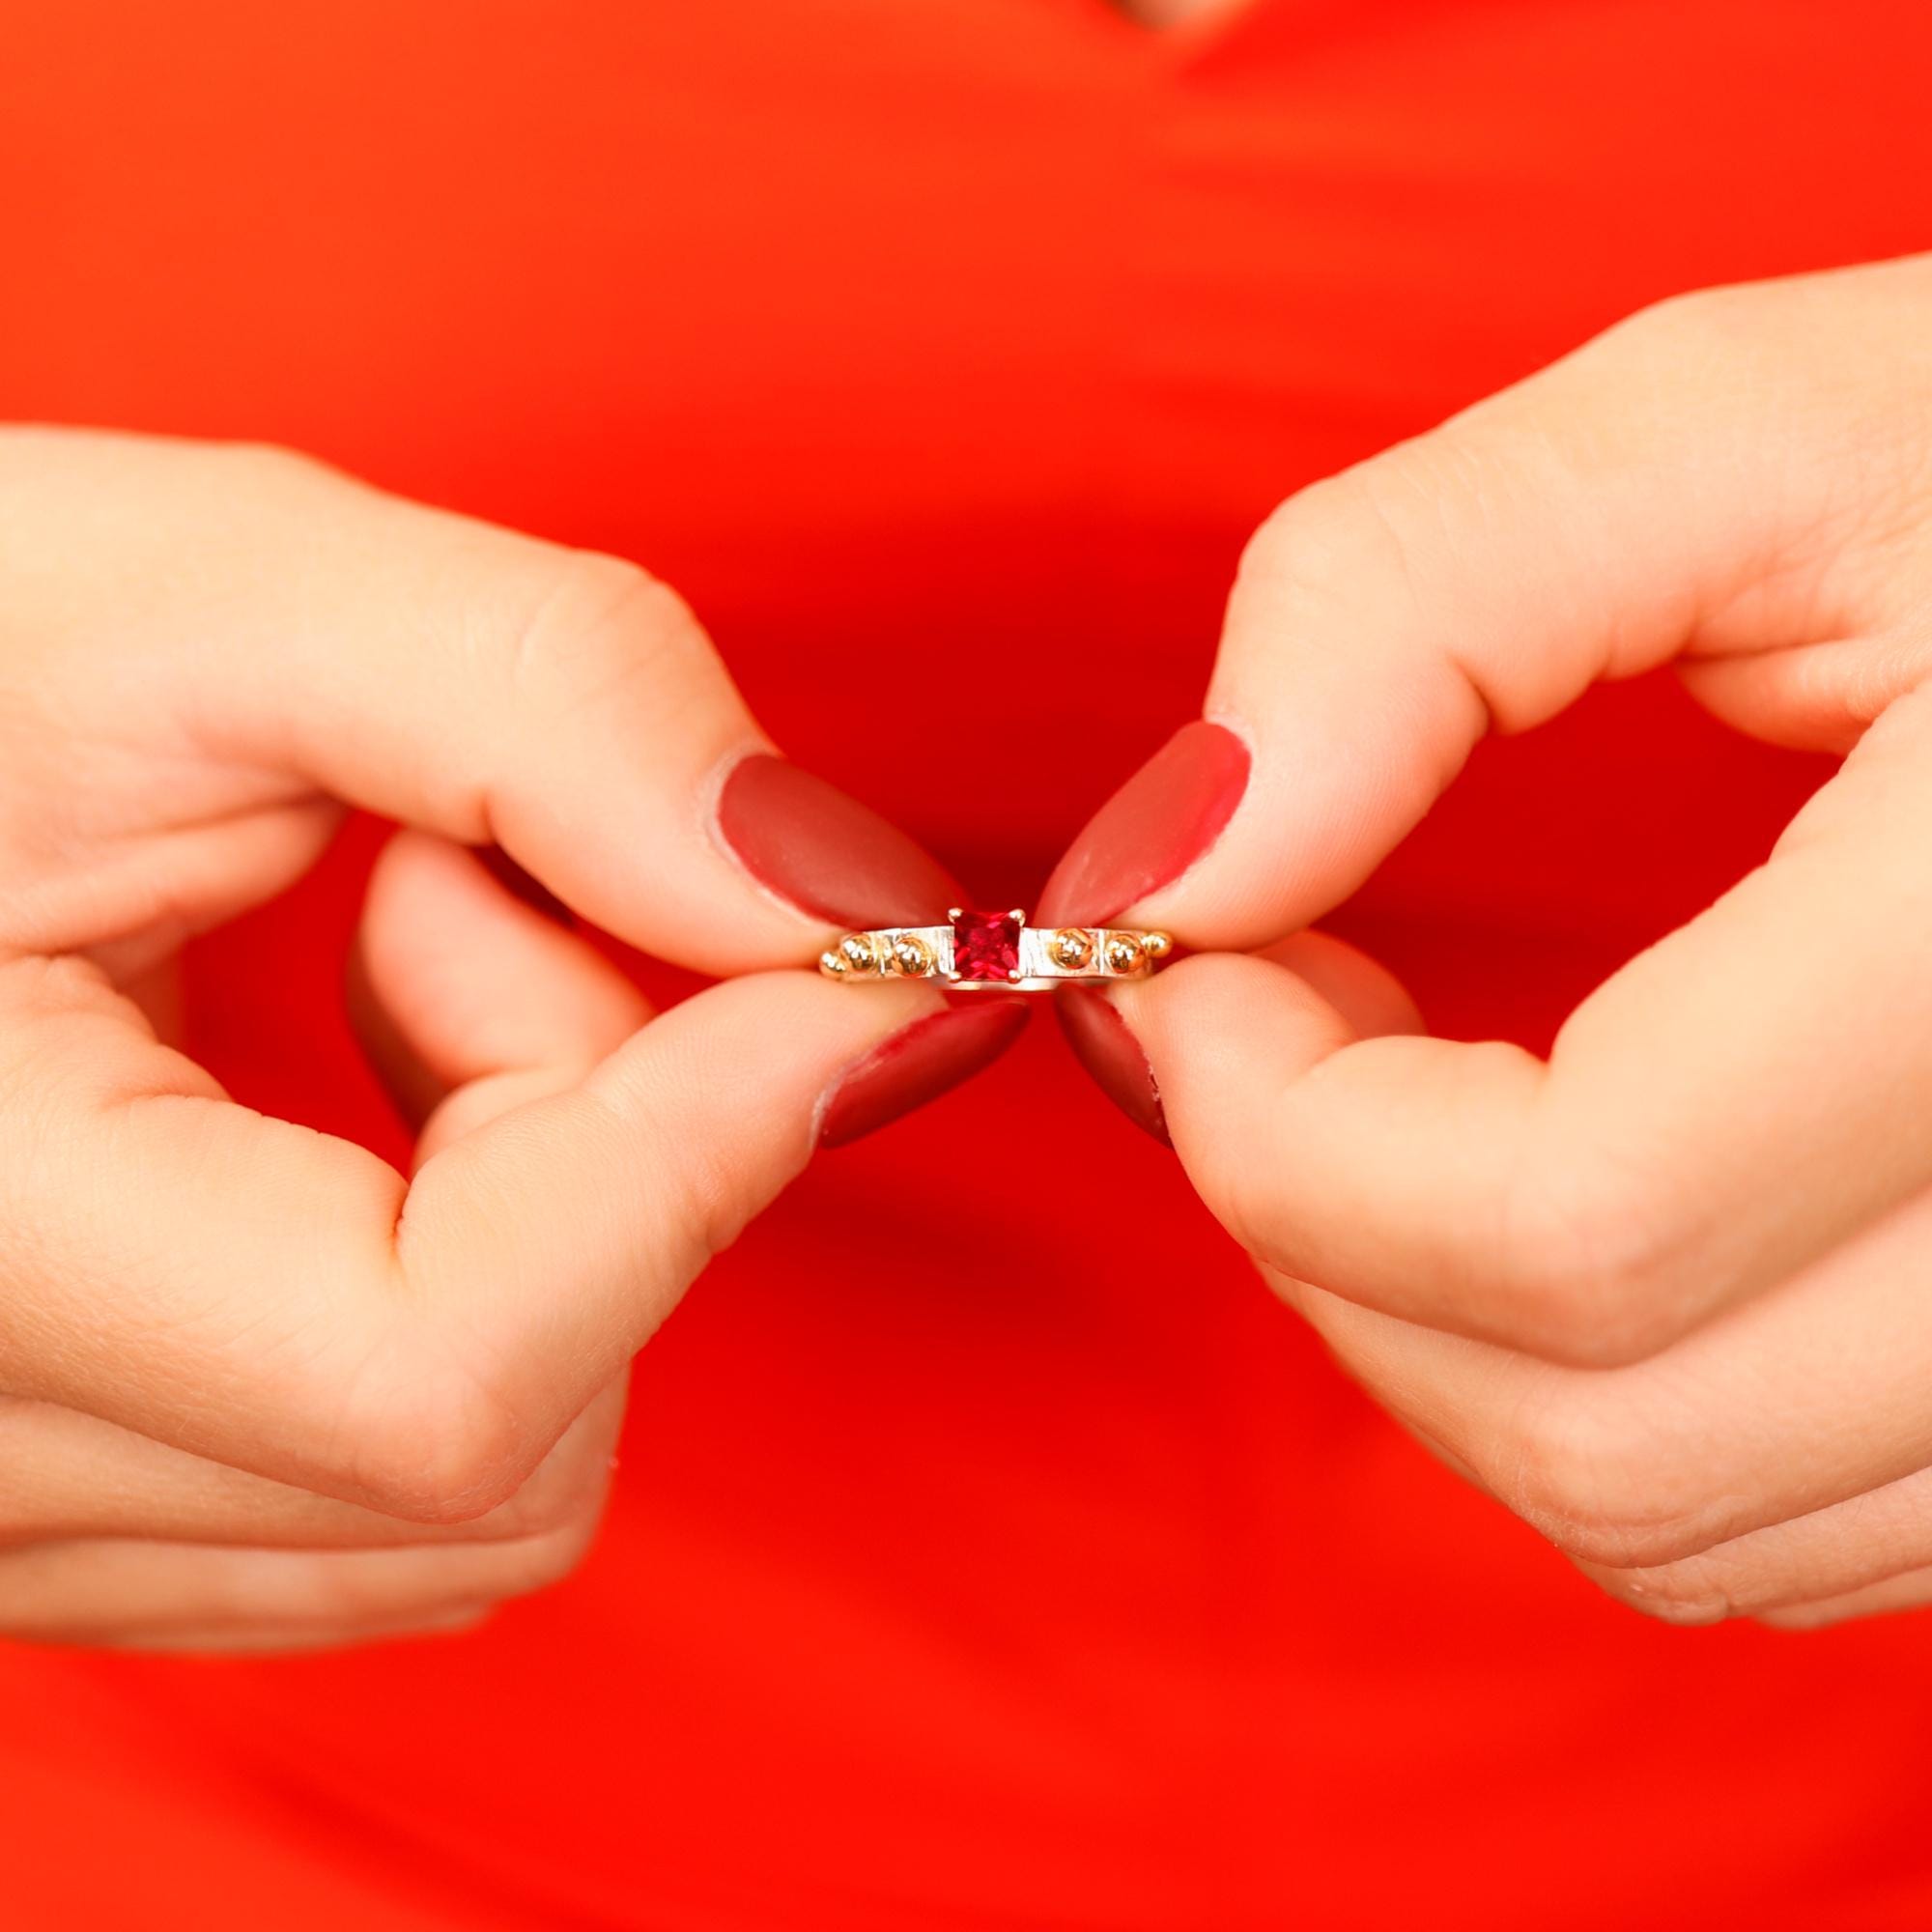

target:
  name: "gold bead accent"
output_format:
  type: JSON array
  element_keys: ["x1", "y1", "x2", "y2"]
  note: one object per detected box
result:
[
  {"x1": 1102, "y1": 933, "x2": 1145, "y2": 975},
  {"x1": 838, "y1": 933, "x2": 880, "y2": 974},
  {"x1": 1049, "y1": 926, "x2": 1094, "y2": 970},
  {"x1": 890, "y1": 933, "x2": 935, "y2": 977},
  {"x1": 819, "y1": 948, "x2": 850, "y2": 978},
  {"x1": 1142, "y1": 931, "x2": 1174, "y2": 960}
]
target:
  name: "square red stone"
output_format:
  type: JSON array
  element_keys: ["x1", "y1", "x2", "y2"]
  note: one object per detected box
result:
[{"x1": 951, "y1": 909, "x2": 1021, "y2": 983}]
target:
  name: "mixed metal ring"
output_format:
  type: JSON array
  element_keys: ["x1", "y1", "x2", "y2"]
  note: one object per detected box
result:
[{"x1": 819, "y1": 906, "x2": 1173, "y2": 992}]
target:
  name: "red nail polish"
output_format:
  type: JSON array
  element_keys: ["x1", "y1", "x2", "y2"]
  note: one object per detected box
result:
[
  {"x1": 1037, "y1": 721, "x2": 1249, "y2": 927},
  {"x1": 819, "y1": 999, "x2": 1029, "y2": 1149},
  {"x1": 717, "y1": 753, "x2": 964, "y2": 928},
  {"x1": 1054, "y1": 987, "x2": 1170, "y2": 1146}
]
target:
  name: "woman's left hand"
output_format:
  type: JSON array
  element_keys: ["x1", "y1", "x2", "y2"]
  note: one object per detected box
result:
[
  {"x1": 1044, "y1": 253, "x2": 1932, "y2": 1629},
  {"x1": 0, "y1": 431, "x2": 987, "y2": 1653}
]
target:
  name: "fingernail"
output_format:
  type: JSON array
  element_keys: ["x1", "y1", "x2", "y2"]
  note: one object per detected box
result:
[
  {"x1": 477, "y1": 845, "x2": 574, "y2": 926},
  {"x1": 1054, "y1": 987, "x2": 1170, "y2": 1146},
  {"x1": 717, "y1": 753, "x2": 963, "y2": 927},
  {"x1": 1037, "y1": 721, "x2": 1249, "y2": 926},
  {"x1": 819, "y1": 999, "x2": 1029, "y2": 1149}
]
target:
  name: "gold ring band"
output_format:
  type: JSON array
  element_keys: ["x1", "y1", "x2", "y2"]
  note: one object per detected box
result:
[{"x1": 819, "y1": 907, "x2": 1174, "y2": 991}]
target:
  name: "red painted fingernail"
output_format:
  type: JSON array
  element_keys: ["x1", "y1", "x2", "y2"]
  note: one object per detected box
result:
[
  {"x1": 1037, "y1": 721, "x2": 1249, "y2": 926},
  {"x1": 717, "y1": 753, "x2": 964, "y2": 927},
  {"x1": 819, "y1": 999, "x2": 1029, "y2": 1149},
  {"x1": 1054, "y1": 987, "x2": 1170, "y2": 1146},
  {"x1": 478, "y1": 845, "x2": 574, "y2": 926}
]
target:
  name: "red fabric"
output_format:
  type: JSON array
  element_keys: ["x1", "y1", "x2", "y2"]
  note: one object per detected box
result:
[{"x1": 4, "y1": 3, "x2": 1931, "y2": 1924}]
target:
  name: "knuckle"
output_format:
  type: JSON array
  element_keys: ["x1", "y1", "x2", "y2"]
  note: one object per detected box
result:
[
  {"x1": 347, "y1": 1412, "x2": 528, "y2": 1527},
  {"x1": 202, "y1": 436, "x2": 341, "y2": 497},
  {"x1": 1236, "y1": 469, "x2": 1415, "y2": 614},
  {"x1": 1501, "y1": 1389, "x2": 1707, "y2": 1569},
  {"x1": 218, "y1": 436, "x2": 313, "y2": 474},
  {"x1": 1492, "y1": 1149, "x2": 1689, "y2": 1366},
  {"x1": 1585, "y1": 1558, "x2": 1737, "y2": 1628},
  {"x1": 316, "y1": 1343, "x2": 547, "y2": 1526},
  {"x1": 1585, "y1": 281, "x2": 1779, "y2": 394},
  {"x1": 1237, "y1": 444, "x2": 1547, "y2": 714},
  {"x1": 503, "y1": 551, "x2": 712, "y2": 725},
  {"x1": 1598, "y1": 281, "x2": 1748, "y2": 354},
  {"x1": 1601, "y1": 285, "x2": 1707, "y2": 351}
]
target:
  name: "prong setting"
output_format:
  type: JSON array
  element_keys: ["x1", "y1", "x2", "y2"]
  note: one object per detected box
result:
[{"x1": 951, "y1": 907, "x2": 1025, "y2": 984}]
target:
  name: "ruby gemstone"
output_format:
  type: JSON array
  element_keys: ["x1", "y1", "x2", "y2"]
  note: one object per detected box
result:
[{"x1": 951, "y1": 909, "x2": 1021, "y2": 983}]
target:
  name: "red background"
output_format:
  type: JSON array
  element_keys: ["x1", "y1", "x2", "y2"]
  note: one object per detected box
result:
[{"x1": 2, "y1": 3, "x2": 1929, "y2": 1924}]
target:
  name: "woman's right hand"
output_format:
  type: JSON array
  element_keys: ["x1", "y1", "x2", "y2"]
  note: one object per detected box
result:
[
  {"x1": 0, "y1": 428, "x2": 1018, "y2": 1653},
  {"x1": 1045, "y1": 255, "x2": 1932, "y2": 1629}
]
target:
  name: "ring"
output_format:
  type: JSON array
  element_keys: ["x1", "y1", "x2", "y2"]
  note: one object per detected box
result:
[{"x1": 818, "y1": 907, "x2": 1174, "y2": 991}]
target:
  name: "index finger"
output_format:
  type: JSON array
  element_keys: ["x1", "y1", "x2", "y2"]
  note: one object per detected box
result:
[
  {"x1": 1119, "y1": 684, "x2": 1932, "y2": 1365},
  {"x1": 1040, "y1": 257, "x2": 1932, "y2": 944},
  {"x1": 0, "y1": 428, "x2": 959, "y2": 968}
]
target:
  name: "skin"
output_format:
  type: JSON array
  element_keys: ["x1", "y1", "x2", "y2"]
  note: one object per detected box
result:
[
  {"x1": 12, "y1": 254, "x2": 1929, "y2": 1649},
  {"x1": 1108, "y1": 251, "x2": 1932, "y2": 1629},
  {"x1": 0, "y1": 431, "x2": 949, "y2": 1652}
]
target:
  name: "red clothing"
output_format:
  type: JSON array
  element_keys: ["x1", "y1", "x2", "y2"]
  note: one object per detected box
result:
[{"x1": 3, "y1": 3, "x2": 1929, "y2": 1924}]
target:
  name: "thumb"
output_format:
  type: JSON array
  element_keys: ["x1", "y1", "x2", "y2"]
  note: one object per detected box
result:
[
  {"x1": 1039, "y1": 261, "x2": 1930, "y2": 947},
  {"x1": 0, "y1": 840, "x2": 1025, "y2": 1520}
]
